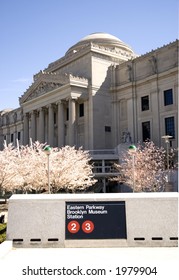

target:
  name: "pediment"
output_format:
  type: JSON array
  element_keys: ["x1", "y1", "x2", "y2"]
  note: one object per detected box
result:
[{"x1": 19, "y1": 72, "x2": 69, "y2": 104}]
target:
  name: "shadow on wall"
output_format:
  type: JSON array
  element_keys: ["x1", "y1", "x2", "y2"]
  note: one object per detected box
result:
[{"x1": 108, "y1": 183, "x2": 132, "y2": 193}]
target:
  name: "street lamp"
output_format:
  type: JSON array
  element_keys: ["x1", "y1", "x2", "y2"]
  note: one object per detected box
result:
[
  {"x1": 162, "y1": 135, "x2": 172, "y2": 182},
  {"x1": 43, "y1": 145, "x2": 52, "y2": 194},
  {"x1": 128, "y1": 144, "x2": 137, "y2": 192}
]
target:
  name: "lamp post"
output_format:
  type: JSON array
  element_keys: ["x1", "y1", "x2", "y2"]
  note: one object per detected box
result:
[
  {"x1": 162, "y1": 135, "x2": 172, "y2": 182},
  {"x1": 43, "y1": 145, "x2": 52, "y2": 194},
  {"x1": 128, "y1": 144, "x2": 137, "y2": 192}
]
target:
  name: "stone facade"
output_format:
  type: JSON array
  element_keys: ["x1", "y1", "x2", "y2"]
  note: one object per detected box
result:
[
  {"x1": 0, "y1": 33, "x2": 178, "y2": 152},
  {"x1": 111, "y1": 40, "x2": 178, "y2": 150}
]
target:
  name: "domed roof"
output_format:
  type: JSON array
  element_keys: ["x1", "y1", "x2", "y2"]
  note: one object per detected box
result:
[{"x1": 66, "y1": 32, "x2": 134, "y2": 55}]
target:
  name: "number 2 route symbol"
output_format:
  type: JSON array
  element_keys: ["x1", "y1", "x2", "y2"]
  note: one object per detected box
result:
[
  {"x1": 82, "y1": 220, "x2": 94, "y2": 233},
  {"x1": 67, "y1": 220, "x2": 80, "y2": 233}
]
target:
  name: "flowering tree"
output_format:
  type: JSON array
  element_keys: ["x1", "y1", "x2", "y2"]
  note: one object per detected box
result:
[
  {"x1": 0, "y1": 144, "x2": 19, "y2": 193},
  {"x1": 114, "y1": 141, "x2": 168, "y2": 192},
  {"x1": 50, "y1": 146, "x2": 96, "y2": 193},
  {"x1": 0, "y1": 142, "x2": 96, "y2": 194},
  {"x1": 15, "y1": 142, "x2": 47, "y2": 193}
]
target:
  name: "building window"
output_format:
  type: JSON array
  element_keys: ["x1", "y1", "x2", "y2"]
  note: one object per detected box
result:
[
  {"x1": 92, "y1": 160, "x2": 102, "y2": 173},
  {"x1": 142, "y1": 121, "x2": 150, "y2": 141},
  {"x1": 79, "y1": 103, "x2": 84, "y2": 117},
  {"x1": 11, "y1": 133, "x2": 14, "y2": 143},
  {"x1": 4, "y1": 135, "x2": 6, "y2": 141},
  {"x1": 18, "y1": 131, "x2": 21, "y2": 140},
  {"x1": 105, "y1": 126, "x2": 111, "y2": 132},
  {"x1": 141, "y1": 95, "x2": 149, "y2": 111},
  {"x1": 165, "y1": 117, "x2": 175, "y2": 138},
  {"x1": 164, "y1": 89, "x2": 173, "y2": 106}
]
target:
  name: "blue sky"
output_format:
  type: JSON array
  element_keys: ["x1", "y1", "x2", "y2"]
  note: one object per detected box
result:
[{"x1": 0, "y1": 0, "x2": 178, "y2": 110}]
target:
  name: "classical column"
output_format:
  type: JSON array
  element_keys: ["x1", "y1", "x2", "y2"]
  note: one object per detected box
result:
[
  {"x1": 23, "y1": 113, "x2": 29, "y2": 145},
  {"x1": 48, "y1": 104, "x2": 54, "y2": 146},
  {"x1": 57, "y1": 101, "x2": 64, "y2": 147},
  {"x1": 38, "y1": 108, "x2": 45, "y2": 143},
  {"x1": 127, "y1": 98, "x2": 134, "y2": 143},
  {"x1": 88, "y1": 86, "x2": 94, "y2": 150},
  {"x1": 0, "y1": 129, "x2": 3, "y2": 150},
  {"x1": 84, "y1": 101, "x2": 89, "y2": 149},
  {"x1": 6, "y1": 129, "x2": 10, "y2": 145},
  {"x1": 14, "y1": 126, "x2": 17, "y2": 145},
  {"x1": 69, "y1": 98, "x2": 76, "y2": 146},
  {"x1": 112, "y1": 99, "x2": 119, "y2": 148},
  {"x1": 31, "y1": 111, "x2": 36, "y2": 142}
]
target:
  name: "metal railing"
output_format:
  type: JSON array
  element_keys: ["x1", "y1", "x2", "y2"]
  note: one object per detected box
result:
[
  {"x1": 89, "y1": 149, "x2": 117, "y2": 155},
  {"x1": 92, "y1": 166, "x2": 118, "y2": 174}
]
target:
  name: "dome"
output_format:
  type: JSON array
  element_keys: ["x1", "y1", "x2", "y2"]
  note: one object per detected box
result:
[{"x1": 66, "y1": 32, "x2": 134, "y2": 55}]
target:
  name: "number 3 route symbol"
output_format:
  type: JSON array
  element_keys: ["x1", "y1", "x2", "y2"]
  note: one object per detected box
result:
[
  {"x1": 82, "y1": 220, "x2": 94, "y2": 233},
  {"x1": 67, "y1": 220, "x2": 80, "y2": 234}
]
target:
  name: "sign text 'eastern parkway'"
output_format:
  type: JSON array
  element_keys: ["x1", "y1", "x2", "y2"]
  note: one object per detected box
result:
[{"x1": 65, "y1": 201, "x2": 127, "y2": 239}]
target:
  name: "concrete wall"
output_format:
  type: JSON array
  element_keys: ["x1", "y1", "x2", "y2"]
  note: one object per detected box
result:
[{"x1": 6, "y1": 193, "x2": 178, "y2": 248}]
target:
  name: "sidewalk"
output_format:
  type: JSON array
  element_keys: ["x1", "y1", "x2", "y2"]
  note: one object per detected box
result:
[{"x1": 0, "y1": 241, "x2": 179, "y2": 279}]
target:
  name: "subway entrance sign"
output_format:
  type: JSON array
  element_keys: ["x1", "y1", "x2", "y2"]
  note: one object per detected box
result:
[{"x1": 65, "y1": 201, "x2": 127, "y2": 239}]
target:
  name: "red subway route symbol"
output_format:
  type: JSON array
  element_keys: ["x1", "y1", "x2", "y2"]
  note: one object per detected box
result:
[
  {"x1": 82, "y1": 220, "x2": 94, "y2": 234},
  {"x1": 67, "y1": 220, "x2": 80, "y2": 234}
]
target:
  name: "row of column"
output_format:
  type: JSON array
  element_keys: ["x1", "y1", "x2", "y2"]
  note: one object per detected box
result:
[{"x1": 23, "y1": 98, "x2": 76, "y2": 147}]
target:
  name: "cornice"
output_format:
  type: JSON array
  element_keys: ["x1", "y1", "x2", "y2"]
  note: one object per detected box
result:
[
  {"x1": 69, "y1": 74, "x2": 88, "y2": 88},
  {"x1": 44, "y1": 44, "x2": 92, "y2": 72},
  {"x1": 43, "y1": 42, "x2": 137, "y2": 73},
  {"x1": 90, "y1": 43, "x2": 137, "y2": 60},
  {"x1": 132, "y1": 39, "x2": 178, "y2": 62},
  {"x1": 19, "y1": 71, "x2": 89, "y2": 105},
  {"x1": 19, "y1": 72, "x2": 69, "y2": 104}
]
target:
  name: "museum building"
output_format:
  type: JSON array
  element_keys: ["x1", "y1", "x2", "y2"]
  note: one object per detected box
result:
[{"x1": 0, "y1": 33, "x2": 178, "y2": 190}]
